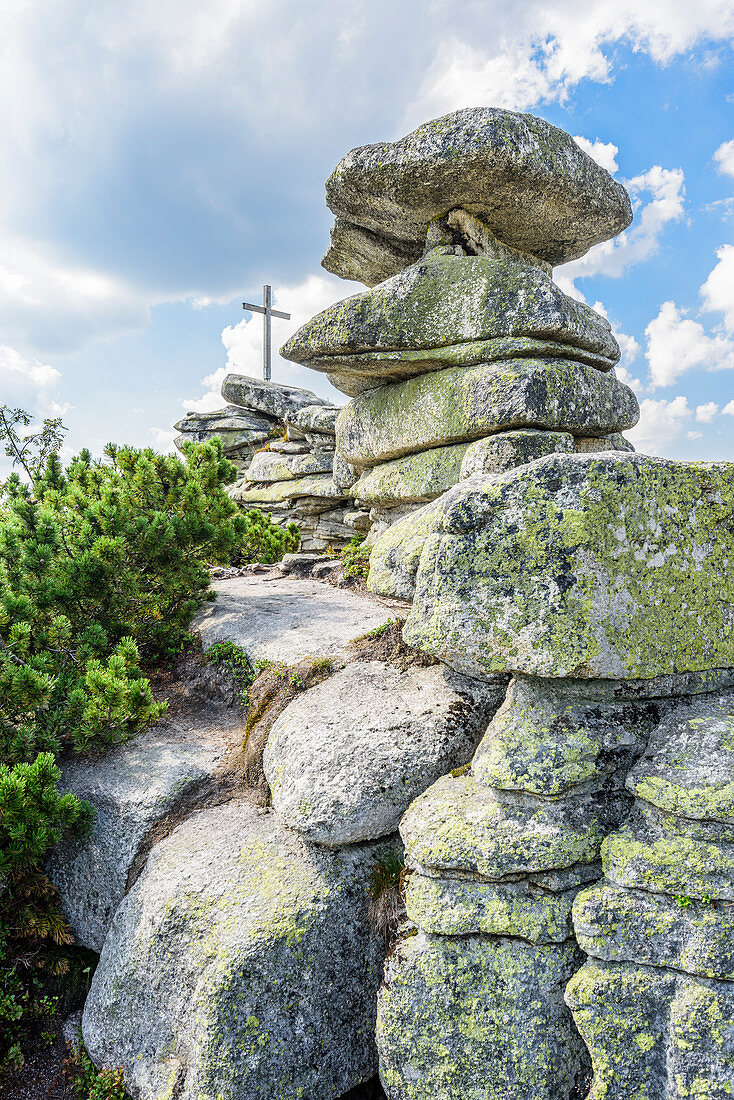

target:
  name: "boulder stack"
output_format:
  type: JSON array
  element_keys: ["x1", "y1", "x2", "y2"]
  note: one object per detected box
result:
[
  {"x1": 281, "y1": 107, "x2": 637, "y2": 536},
  {"x1": 175, "y1": 375, "x2": 368, "y2": 550}
]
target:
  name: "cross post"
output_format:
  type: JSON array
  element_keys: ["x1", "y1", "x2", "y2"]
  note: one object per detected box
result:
[{"x1": 242, "y1": 284, "x2": 291, "y2": 382}]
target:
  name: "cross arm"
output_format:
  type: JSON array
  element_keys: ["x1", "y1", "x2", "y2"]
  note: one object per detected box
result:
[
  {"x1": 270, "y1": 309, "x2": 291, "y2": 320},
  {"x1": 242, "y1": 302, "x2": 266, "y2": 314}
]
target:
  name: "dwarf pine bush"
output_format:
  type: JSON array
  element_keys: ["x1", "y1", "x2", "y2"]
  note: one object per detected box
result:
[{"x1": 0, "y1": 409, "x2": 296, "y2": 1076}]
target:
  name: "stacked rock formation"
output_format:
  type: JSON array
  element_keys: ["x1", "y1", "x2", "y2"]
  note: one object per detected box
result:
[
  {"x1": 175, "y1": 374, "x2": 367, "y2": 549},
  {"x1": 371, "y1": 451, "x2": 734, "y2": 1099},
  {"x1": 282, "y1": 108, "x2": 637, "y2": 538}
]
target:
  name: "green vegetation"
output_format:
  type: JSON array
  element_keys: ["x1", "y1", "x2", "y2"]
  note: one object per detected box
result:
[
  {"x1": 334, "y1": 534, "x2": 371, "y2": 579},
  {"x1": 205, "y1": 641, "x2": 269, "y2": 705},
  {"x1": 368, "y1": 848, "x2": 406, "y2": 944},
  {"x1": 64, "y1": 1043, "x2": 129, "y2": 1099},
  {"x1": 0, "y1": 406, "x2": 298, "y2": 1079}
]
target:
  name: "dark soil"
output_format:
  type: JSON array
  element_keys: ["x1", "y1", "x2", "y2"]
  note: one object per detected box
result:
[{"x1": 348, "y1": 617, "x2": 437, "y2": 670}]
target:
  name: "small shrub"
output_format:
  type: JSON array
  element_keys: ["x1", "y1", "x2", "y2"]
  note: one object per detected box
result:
[
  {"x1": 204, "y1": 641, "x2": 268, "y2": 705},
  {"x1": 329, "y1": 535, "x2": 371, "y2": 580},
  {"x1": 64, "y1": 1043, "x2": 129, "y2": 1099},
  {"x1": 232, "y1": 510, "x2": 300, "y2": 565}
]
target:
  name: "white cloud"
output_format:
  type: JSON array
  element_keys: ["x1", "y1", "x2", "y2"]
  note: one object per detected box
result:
[
  {"x1": 184, "y1": 274, "x2": 361, "y2": 412},
  {"x1": 687, "y1": 430, "x2": 703, "y2": 439},
  {"x1": 0, "y1": 344, "x2": 65, "y2": 419},
  {"x1": 556, "y1": 166, "x2": 685, "y2": 295},
  {"x1": 573, "y1": 136, "x2": 619, "y2": 174},
  {"x1": 626, "y1": 395, "x2": 693, "y2": 455},
  {"x1": 695, "y1": 401, "x2": 719, "y2": 422},
  {"x1": 0, "y1": 237, "x2": 154, "y2": 355},
  {"x1": 407, "y1": 2, "x2": 734, "y2": 121},
  {"x1": 148, "y1": 426, "x2": 178, "y2": 453},
  {"x1": 723, "y1": 400, "x2": 734, "y2": 415},
  {"x1": 714, "y1": 139, "x2": 734, "y2": 177},
  {"x1": 645, "y1": 300, "x2": 734, "y2": 387},
  {"x1": 701, "y1": 244, "x2": 734, "y2": 331}
]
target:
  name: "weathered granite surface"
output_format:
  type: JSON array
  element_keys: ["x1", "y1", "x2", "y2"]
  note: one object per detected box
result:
[
  {"x1": 47, "y1": 728, "x2": 233, "y2": 953},
  {"x1": 264, "y1": 660, "x2": 504, "y2": 845},
  {"x1": 245, "y1": 449, "x2": 334, "y2": 482},
  {"x1": 376, "y1": 932, "x2": 588, "y2": 1100},
  {"x1": 283, "y1": 250, "x2": 620, "y2": 395},
  {"x1": 322, "y1": 106, "x2": 632, "y2": 284},
  {"x1": 221, "y1": 374, "x2": 328, "y2": 419},
  {"x1": 402, "y1": 453, "x2": 734, "y2": 679},
  {"x1": 83, "y1": 801, "x2": 391, "y2": 1100},
  {"x1": 194, "y1": 575, "x2": 398, "y2": 665},
  {"x1": 565, "y1": 959, "x2": 734, "y2": 1099},
  {"x1": 459, "y1": 429, "x2": 574, "y2": 478},
  {"x1": 353, "y1": 443, "x2": 469, "y2": 506},
  {"x1": 336, "y1": 361, "x2": 638, "y2": 467}
]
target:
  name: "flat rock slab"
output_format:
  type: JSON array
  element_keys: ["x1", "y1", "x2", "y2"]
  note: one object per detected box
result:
[
  {"x1": 264, "y1": 660, "x2": 505, "y2": 845},
  {"x1": 47, "y1": 724, "x2": 239, "y2": 953},
  {"x1": 195, "y1": 575, "x2": 398, "y2": 665},
  {"x1": 400, "y1": 772, "x2": 627, "y2": 880},
  {"x1": 283, "y1": 251, "x2": 619, "y2": 392},
  {"x1": 336, "y1": 359, "x2": 638, "y2": 467},
  {"x1": 83, "y1": 801, "x2": 391, "y2": 1100},
  {"x1": 322, "y1": 106, "x2": 632, "y2": 284},
  {"x1": 574, "y1": 881, "x2": 734, "y2": 981},
  {"x1": 376, "y1": 931, "x2": 587, "y2": 1100},
  {"x1": 221, "y1": 374, "x2": 328, "y2": 419}
]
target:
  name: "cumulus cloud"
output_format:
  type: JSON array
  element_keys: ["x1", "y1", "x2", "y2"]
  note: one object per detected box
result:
[
  {"x1": 701, "y1": 244, "x2": 734, "y2": 331},
  {"x1": 0, "y1": 344, "x2": 65, "y2": 417},
  {"x1": 573, "y1": 136, "x2": 619, "y2": 174},
  {"x1": 645, "y1": 300, "x2": 734, "y2": 387},
  {"x1": 695, "y1": 401, "x2": 720, "y2": 422},
  {"x1": 407, "y1": 1, "x2": 734, "y2": 121},
  {"x1": 556, "y1": 165, "x2": 685, "y2": 296},
  {"x1": 714, "y1": 139, "x2": 734, "y2": 177},
  {"x1": 0, "y1": 237, "x2": 153, "y2": 355},
  {"x1": 626, "y1": 395, "x2": 693, "y2": 455},
  {"x1": 723, "y1": 400, "x2": 734, "y2": 415},
  {"x1": 184, "y1": 274, "x2": 360, "y2": 412}
]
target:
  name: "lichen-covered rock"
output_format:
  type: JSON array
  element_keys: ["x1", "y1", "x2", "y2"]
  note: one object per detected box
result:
[
  {"x1": 264, "y1": 660, "x2": 504, "y2": 846},
  {"x1": 565, "y1": 959, "x2": 734, "y2": 1099},
  {"x1": 220, "y1": 374, "x2": 328, "y2": 419},
  {"x1": 574, "y1": 881, "x2": 734, "y2": 981},
  {"x1": 230, "y1": 473, "x2": 347, "y2": 505},
  {"x1": 174, "y1": 405, "x2": 276, "y2": 463},
  {"x1": 400, "y1": 772, "x2": 628, "y2": 880},
  {"x1": 353, "y1": 443, "x2": 469, "y2": 506},
  {"x1": 245, "y1": 449, "x2": 334, "y2": 482},
  {"x1": 366, "y1": 499, "x2": 443, "y2": 600},
  {"x1": 83, "y1": 801, "x2": 391, "y2": 1100},
  {"x1": 336, "y1": 361, "x2": 638, "y2": 467},
  {"x1": 282, "y1": 251, "x2": 620, "y2": 395},
  {"x1": 285, "y1": 404, "x2": 342, "y2": 434},
  {"x1": 471, "y1": 676, "x2": 656, "y2": 797},
  {"x1": 460, "y1": 429, "x2": 574, "y2": 478},
  {"x1": 376, "y1": 931, "x2": 588, "y2": 1100},
  {"x1": 321, "y1": 106, "x2": 632, "y2": 284},
  {"x1": 626, "y1": 692, "x2": 734, "y2": 823},
  {"x1": 405, "y1": 872, "x2": 579, "y2": 943},
  {"x1": 47, "y1": 730, "x2": 232, "y2": 953},
  {"x1": 602, "y1": 804, "x2": 734, "y2": 902},
  {"x1": 403, "y1": 453, "x2": 734, "y2": 680}
]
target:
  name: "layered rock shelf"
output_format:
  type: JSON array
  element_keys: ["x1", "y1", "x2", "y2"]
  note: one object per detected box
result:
[{"x1": 175, "y1": 375, "x2": 368, "y2": 550}]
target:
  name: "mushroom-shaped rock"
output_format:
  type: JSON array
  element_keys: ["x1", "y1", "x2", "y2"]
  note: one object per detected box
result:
[{"x1": 322, "y1": 107, "x2": 632, "y2": 285}]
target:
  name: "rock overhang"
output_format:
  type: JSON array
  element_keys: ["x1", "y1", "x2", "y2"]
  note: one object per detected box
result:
[{"x1": 321, "y1": 106, "x2": 633, "y2": 285}]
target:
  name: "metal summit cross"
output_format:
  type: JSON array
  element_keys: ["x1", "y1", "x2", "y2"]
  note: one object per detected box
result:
[{"x1": 242, "y1": 285, "x2": 291, "y2": 382}]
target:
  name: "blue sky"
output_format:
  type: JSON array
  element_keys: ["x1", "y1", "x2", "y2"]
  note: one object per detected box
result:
[{"x1": 2, "y1": 0, "x2": 733, "y2": 464}]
